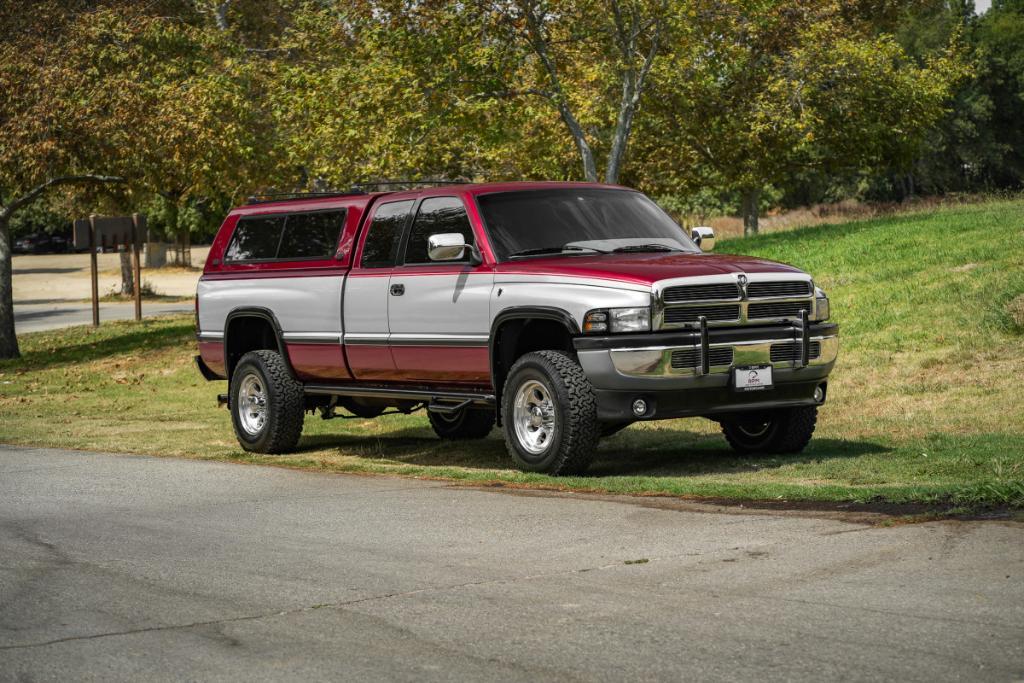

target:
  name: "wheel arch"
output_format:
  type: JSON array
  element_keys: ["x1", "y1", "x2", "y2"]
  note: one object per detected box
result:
[
  {"x1": 223, "y1": 307, "x2": 297, "y2": 381},
  {"x1": 489, "y1": 306, "x2": 580, "y2": 424}
]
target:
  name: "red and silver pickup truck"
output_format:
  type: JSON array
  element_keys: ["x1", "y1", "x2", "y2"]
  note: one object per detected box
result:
[{"x1": 195, "y1": 181, "x2": 837, "y2": 474}]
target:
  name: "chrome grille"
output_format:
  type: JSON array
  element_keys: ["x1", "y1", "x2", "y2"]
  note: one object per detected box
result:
[
  {"x1": 671, "y1": 347, "x2": 734, "y2": 369},
  {"x1": 746, "y1": 281, "x2": 812, "y2": 298},
  {"x1": 770, "y1": 341, "x2": 822, "y2": 362},
  {"x1": 748, "y1": 301, "x2": 811, "y2": 319},
  {"x1": 663, "y1": 283, "x2": 739, "y2": 302},
  {"x1": 664, "y1": 305, "x2": 740, "y2": 324}
]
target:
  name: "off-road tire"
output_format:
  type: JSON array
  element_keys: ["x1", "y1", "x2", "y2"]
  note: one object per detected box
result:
[
  {"x1": 230, "y1": 350, "x2": 305, "y2": 454},
  {"x1": 501, "y1": 350, "x2": 600, "y2": 476},
  {"x1": 721, "y1": 406, "x2": 818, "y2": 455},
  {"x1": 428, "y1": 407, "x2": 495, "y2": 440}
]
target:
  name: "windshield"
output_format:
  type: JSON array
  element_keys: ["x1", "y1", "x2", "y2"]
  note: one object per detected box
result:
[{"x1": 476, "y1": 188, "x2": 699, "y2": 261}]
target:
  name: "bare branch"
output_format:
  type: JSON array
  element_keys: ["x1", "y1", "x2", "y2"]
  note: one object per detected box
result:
[
  {"x1": 609, "y1": 0, "x2": 632, "y2": 60},
  {"x1": 0, "y1": 175, "x2": 125, "y2": 221},
  {"x1": 519, "y1": 1, "x2": 598, "y2": 181}
]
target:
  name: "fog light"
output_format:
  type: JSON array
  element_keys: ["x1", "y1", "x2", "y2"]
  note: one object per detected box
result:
[
  {"x1": 631, "y1": 399, "x2": 648, "y2": 417},
  {"x1": 814, "y1": 385, "x2": 825, "y2": 403}
]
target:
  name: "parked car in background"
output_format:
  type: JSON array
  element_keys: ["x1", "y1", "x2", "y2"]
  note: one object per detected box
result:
[
  {"x1": 195, "y1": 182, "x2": 838, "y2": 474},
  {"x1": 13, "y1": 232, "x2": 72, "y2": 254}
]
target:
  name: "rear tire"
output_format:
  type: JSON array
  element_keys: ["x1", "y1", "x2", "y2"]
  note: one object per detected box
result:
[
  {"x1": 720, "y1": 406, "x2": 817, "y2": 455},
  {"x1": 501, "y1": 350, "x2": 599, "y2": 476},
  {"x1": 428, "y1": 407, "x2": 495, "y2": 440},
  {"x1": 230, "y1": 350, "x2": 305, "y2": 454}
]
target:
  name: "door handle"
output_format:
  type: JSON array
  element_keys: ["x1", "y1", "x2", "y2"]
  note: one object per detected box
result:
[{"x1": 390, "y1": 283, "x2": 405, "y2": 296}]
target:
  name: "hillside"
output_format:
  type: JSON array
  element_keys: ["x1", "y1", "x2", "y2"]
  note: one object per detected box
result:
[{"x1": 2, "y1": 198, "x2": 1023, "y2": 509}]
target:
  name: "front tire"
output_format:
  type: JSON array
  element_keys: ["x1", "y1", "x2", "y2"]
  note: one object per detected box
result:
[
  {"x1": 428, "y1": 407, "x2": 495, "y2": 440},
  {"x1": 720, "y1": 406, "x2": 818, "y2": 454},
  {"x1": 230, "y1": 350, "x2": 305, "y2": 454},
  {"x1": 501, "y1": 350, "x2": 599, "y2": 475}
]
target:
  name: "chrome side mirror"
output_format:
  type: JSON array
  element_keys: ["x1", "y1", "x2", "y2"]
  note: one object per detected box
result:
[
  {"x1": 427, "y1": 233, "x2": 470, "y2": 261},
  {"x1": 691, "y1": 226, "x2": 716, "y2": 252}
]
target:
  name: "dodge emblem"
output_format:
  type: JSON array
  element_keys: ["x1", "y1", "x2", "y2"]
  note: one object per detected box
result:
[{"x1": 737, "y1": 273, "x2": 749, "y2": 298}]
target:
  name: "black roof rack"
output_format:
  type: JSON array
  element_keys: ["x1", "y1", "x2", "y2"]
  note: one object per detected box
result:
[
  {"x1": 350, "y1": 179, "x2": 470, "y2": 191},
  {"x1": 245, "y1": 190, "x2": 367, "y2": 205},
  {"x1": 245, "y1": 180, "x2": 471, "y2": 205}
]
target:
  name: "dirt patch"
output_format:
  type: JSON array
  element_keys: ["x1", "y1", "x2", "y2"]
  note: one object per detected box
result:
[
  {"x1": 1008, "y1": 294, "x2": 1024, "y2": 327},
  {"x1": 12, "y1": 249, "x2": 209, "y2": 303}
]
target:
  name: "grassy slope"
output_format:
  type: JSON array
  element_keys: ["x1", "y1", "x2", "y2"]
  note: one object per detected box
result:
[{"x1": 2, "y1": 199, "x2": 1023, "y2": 507}]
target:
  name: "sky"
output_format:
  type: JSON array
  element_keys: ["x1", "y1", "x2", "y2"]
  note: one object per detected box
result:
[{"x1": 975, "y1": 0, "x2": 991, "y2": 13}]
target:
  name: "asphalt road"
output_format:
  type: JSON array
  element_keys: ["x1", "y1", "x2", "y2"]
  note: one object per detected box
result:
[
  {"x1": 1, "y1": 446, "x2": 1021, "y2": 682},
  {"x1": 13, "y1": 302, "x2": 194, "y2": 334}
]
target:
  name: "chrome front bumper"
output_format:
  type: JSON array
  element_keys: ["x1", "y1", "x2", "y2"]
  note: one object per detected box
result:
[
  {"x1": 608, "y1": 334, "x2": 838, "y2": 378},
  {"x1": 574, "y1": 323, "x2": 838, "y2": 392}
]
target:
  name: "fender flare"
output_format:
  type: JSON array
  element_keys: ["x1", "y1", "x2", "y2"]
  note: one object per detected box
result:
[
  {"x1": 223, "y1": 307, "x2": 298, "y2": 380},
  {"x1": 488, "y1": 306, "x2": 580, "y2": 419}
]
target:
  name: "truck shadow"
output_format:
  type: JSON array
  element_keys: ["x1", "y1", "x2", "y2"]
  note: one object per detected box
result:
[{"x1": 297, "y1": 424, "x2": 890, "y2": 478}]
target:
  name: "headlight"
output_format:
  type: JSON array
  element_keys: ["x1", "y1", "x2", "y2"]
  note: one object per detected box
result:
[
  {"x1": 584, "y1": 307, "x2": 651, "y2": 334},
  {"x1": 812, "y1": 287, "x2": 830, "y2": 322}
]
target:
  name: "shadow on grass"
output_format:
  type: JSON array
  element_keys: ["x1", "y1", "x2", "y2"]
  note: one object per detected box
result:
[
  {"x1": 12, "y1": 266, "x2": 82, "y2": 275},
  {"x1": 3, "y1": 321, "x2": 196, "y2": 372},
  {"x1": 294, "y1": 424, "x2": 890, "y2": 478}
]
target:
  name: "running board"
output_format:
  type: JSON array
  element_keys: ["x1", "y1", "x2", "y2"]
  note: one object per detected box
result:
[{"x1": 303, "y1": 384, "x2": 495, "y2": 407}]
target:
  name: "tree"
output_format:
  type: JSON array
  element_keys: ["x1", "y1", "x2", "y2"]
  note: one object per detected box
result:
[
  {"x1": 259, "y1": 1, "x2": 574, "y2": 187},
  {"x1": 61, "y1": 6, "x2": 279, "y2": 265},
  {"x1": 896, "y1": 0, "x2": 1024, "y2": 196},
  {"x1": 290, "y1": 0, "x2": 678, "y2": 184},
  {"x1": 636, "y1": 0, "x2": 969, "y2": 234},
  {"x1": 469, "y1": 0, "x2": 678, "y2": 183},
  {"x1": 0, "y1": 2, "x2": 129, "y2": 359}
]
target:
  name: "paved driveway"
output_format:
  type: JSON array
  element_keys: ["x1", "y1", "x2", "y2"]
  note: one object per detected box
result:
[
  {"x1": 13, "y1": 302, "x2": 194, "y2": 334},
  {"x1": 1, "y1": 445, "x2": 1021, "y2": 681}
]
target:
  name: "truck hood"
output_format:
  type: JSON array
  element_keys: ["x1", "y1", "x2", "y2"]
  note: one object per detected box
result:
[{"x1": 493, "y1": 251, "x2": 805, "y2": 287}]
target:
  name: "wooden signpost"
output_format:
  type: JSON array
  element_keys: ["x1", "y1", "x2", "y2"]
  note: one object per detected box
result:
[{"x1": 74, "y1": 214, "x2": 147, "y2": 327}]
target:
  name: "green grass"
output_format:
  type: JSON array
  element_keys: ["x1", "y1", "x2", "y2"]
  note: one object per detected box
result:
[{"x1": 2, "y1": 198, "x2": 1023, "y2": 509}]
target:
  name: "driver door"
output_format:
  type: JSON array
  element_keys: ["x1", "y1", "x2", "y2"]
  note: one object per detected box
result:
[{"x1": 387, "y1": 196, "x2": 493, "y2": 383}]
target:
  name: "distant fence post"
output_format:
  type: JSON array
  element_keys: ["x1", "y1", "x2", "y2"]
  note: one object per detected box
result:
[{"x1": 88, "y1": 213, "x2": 99, "y2": 327}]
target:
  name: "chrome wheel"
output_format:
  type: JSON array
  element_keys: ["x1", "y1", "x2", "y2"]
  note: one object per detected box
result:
[
  {"x1": 237, "y1": 373, "x2": 268, "y2": 436},
  {"x1": 512, "y1": 379, "x2": 556, "y2": 455}
]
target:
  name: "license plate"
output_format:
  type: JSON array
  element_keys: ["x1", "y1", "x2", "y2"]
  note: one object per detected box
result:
[{"x1": 733, "y1": 365, "x2": 773, "y2": 392}]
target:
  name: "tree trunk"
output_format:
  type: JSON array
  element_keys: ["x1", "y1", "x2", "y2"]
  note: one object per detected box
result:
[
  {"x1": 119, "y1": 247, "x2": 134, "y2": 295},
  {"x1": 0, "y1": 214, "x2": 20, "y2": 359},
  {"x1": 554, "y1": 102, "x2": 598, "y2": 182},
  {"x1": 575, "y1": 136, "x2": 599, "y2": 183},
  {"x1": 741, "y1": 187, "x2": 761, "y2": 237},
  {"x1": 182, "y1": 227, "x2": 191, "y2": 268},
  {"x1": 605, "y1": 73, "x2": 636, "y2": 185},
  {"x1": 213, "y1": 1, "x2": 230, "y2": 31}
]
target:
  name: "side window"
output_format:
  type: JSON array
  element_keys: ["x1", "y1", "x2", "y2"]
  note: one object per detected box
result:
[
  {"x1": 278, "y1": 210, "x2": 346, "y2": 260},
  {"x1": 224, "y1": 215, "x2": 285, "y2": 261},
  {"x1": 360, "y1": 200, "x2": 413, "y2": 268},
  {"x1": 403, "y1": 197, "x2": 474, "y2": 265}
]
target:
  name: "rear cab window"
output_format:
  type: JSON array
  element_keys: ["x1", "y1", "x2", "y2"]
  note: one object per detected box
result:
[
  {"x1": 224, "y1": 216, "x2": 284, "y2": 261},
  {"x1": 224, "y1": 209, "x2": 347, "y2": 263},
  {"x1": 359, "y1": 200, "x2": 414, "y2": 268}
]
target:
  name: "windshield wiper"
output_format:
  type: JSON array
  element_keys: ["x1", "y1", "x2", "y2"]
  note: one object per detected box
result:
[
  {"x1": 610, "y1": 244, "x2": 681, "y2": 253},
  {"x1": 508, "y1": 245, "x2": 607, "y2": 258}
]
